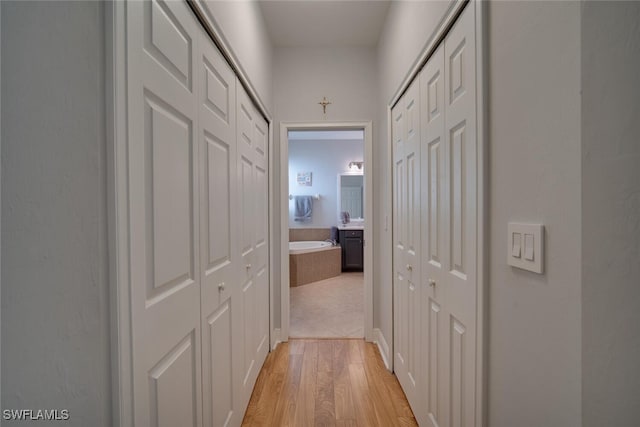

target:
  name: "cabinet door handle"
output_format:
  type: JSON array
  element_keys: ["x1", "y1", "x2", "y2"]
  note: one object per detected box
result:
[
  {"x1": 428, "y1": 279, "x2": 436, "y2": 287},
  {"x1": 406, "y1": 264, "x2": 413, "y2": 271},
  {"x1": 218, "y1": 282, "x2": 226, "y2": 291}
]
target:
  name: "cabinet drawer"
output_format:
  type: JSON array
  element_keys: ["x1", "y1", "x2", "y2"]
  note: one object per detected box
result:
[{"x1": 342, "y1": 229, "x2": 363, "y2": 238}]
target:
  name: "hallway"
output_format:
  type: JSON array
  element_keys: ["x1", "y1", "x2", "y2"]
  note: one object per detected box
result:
[
  {"x1": 242, "y1": 339, "x2": 416, "y2": 426},
  {"x1": 2, "y1": 1, "x2": 639, "y2": 426}
]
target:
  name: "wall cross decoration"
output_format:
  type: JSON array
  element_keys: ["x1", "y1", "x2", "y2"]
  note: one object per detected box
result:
[{"x1": 318, "y1": 96, "x2": 332, "y2": 115}]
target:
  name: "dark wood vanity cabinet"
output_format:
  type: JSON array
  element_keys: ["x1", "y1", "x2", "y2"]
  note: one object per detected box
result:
[{"x1": 339, "y1": 229, "x2": 364, "y2": 271}]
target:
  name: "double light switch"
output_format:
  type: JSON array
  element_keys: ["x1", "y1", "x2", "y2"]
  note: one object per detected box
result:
[{"x1": 508, "y1": 223, "x2": 544, "y2": 273}]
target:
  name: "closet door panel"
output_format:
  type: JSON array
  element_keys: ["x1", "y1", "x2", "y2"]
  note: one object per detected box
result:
[
  {"x1": 205, "y1": 302, "x2": 234, "y2": 427},
  {"x1": 420, "y1": 43, "x2": 447, "y2": 427},
  {"x1": 253, "y1": 116, "x2": 270, "y2": 362},
  {"x1": 237, "y1": 89, "x2": 256, "y2": 401},
  {"x1": 392, "y1": 78, "x2": 422, "y2": 412},
  {"x1": 444, "y1": 5, "x2": 477, "y2": 427},
  {"x1": 236, "y1": 85, "x2": 269, "y2": 406},
  {"x1": 127, "y1": 1, "x2": 202, "y2": 425},
  {"x1": 405, "y1": 80, "x2": 422, "y2": 411},
  {"x1": 197, "y1": 22, "x2": 240, "y2": 427},
  {"x1": 392, "y1": 102, "x2": 406, "y2": 381}
]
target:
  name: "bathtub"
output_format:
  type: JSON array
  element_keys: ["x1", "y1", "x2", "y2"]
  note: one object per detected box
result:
[
  {"x1": 289, "y1": 241, "x2": 341, "y2": 286},
  {"x1": 289, "y1": 240, "x2": 332, "y2": 254}
]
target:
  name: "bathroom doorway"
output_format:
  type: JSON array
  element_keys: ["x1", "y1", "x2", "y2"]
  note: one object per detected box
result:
[{"x1": 279, "y1": 122, "x2": 373, "y2": 341}]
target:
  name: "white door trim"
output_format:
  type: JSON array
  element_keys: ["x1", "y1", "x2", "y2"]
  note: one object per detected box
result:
[
  {"x1": 475, "y1": 2, "x2": 488, "y2": 425},
  {"x1": 106, "y1": 2, "x2": 133, "y2": 425},
  {"x1": 279, "y1": 121, "x2": 374, "y2": 343}
]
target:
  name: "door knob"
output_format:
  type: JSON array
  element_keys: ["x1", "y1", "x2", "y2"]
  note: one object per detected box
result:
[{"x1": 428, "y1": 279, "x2": 436, "y2": 287}]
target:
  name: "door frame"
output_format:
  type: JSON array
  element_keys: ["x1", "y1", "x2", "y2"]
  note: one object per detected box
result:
[
  {"x1": 279, "y1": 121, "x2": 374, "y2": 342},
  {"x1": 387, "y1": 1, "x2": 487, "y2": 425}
]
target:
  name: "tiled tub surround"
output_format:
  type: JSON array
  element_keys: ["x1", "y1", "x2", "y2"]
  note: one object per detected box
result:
[
  {"x1": 289, "y1": 228, "x2": 341, "y2": 287},
  {"x1": 289, "y1": 228, "x2": 331, "y2": 242}
]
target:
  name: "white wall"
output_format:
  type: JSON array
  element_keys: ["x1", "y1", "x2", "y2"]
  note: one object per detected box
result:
[
  {"x1": 288, "y1": 139, "x2": 363, "y2": 228},
  {"x1": 199, "y1": 0, "x2": 274, "y2": 112},
  {"x1": 374, "y1": 0, "x2": 453, "y2": 364},
  {"x1": 581, "y1": 2, "x2": 640, "y2": 426},
  {"x1": 273, "y1": 47, "x2": 377, "y2": 123},
  {"x1": 272, "y1": 46, "x2": 377, "y2": 330},
  {"x1": 1, "y1": 2, "x2": 111, "y2": 425},
  {"x1": 487, "y1": 2, "x2": 582, "y2": 426}
]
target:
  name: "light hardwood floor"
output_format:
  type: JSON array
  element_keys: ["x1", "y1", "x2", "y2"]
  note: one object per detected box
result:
[{"x1": 242, "y1": 339, "x2": 417, "y2": 427}]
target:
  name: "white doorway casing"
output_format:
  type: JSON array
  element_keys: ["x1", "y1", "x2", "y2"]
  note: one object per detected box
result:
[{"x1": 279, "y1": 122, "x2": 374, "y2": 343}]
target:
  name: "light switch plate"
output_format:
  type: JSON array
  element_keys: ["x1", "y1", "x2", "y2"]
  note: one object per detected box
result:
[{"x1": 507, "y1": 223, "x2": 544, "y2": 273}]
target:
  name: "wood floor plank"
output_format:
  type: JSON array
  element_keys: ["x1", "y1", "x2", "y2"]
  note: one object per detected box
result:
[
  {"x1": 289, "y1": 339, "x2": 305, "y2": 355},
  {"x1": 397, "y1": 416, "x2": 419, "y2": 426},
  {"x1": 243, "y1": 344, "x2": 279, "y2": 425},
  {"x1": 270, "y1": 353, "x2": 303, "y2": 427},
  {"x1": 318, "y1": 340, "x2": 334, "y2": 373},
  {"x1": 382, "y1": 365, "x2": 415, "y2": 418},
  {"x1": 243, "y1": 339, "x2": 417, "y2": 427},
  {"x1": 248, "y1": 363, "x2": 285, "y2": 426},
  {"x1": 292, "y1": 340, "x2": 318, "y2": 427},
  {"x1": 333, "y1": 341, "x2": 356, "y2": 422},
  {"x1": 362, "y1": 343, "x2": 400, "y2": 426},
  {"x1": 347, "y1": 339, "x2": 363, "y2": 363},
  {"x1": 332, "y1": 340, "x2": 348, "y2": 369},
  {"x1": 272, "y1": 342, "x2": 289, "y2": 375},
  {"x1": 348, "y1": 362, "x2": 378, "y2": 427},
  {"x1": 315, "y1": 370, "x2": 336, "y2": 427}
]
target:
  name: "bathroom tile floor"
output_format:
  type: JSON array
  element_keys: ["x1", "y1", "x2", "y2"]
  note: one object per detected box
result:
[{"x1": 290, "y1": 272, "x2": 364, "y2": 338}]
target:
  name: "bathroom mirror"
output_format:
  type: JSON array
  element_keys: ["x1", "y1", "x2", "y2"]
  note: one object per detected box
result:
[{"x1": 338, "y1": 173, "x2": 364, "y2": 220}]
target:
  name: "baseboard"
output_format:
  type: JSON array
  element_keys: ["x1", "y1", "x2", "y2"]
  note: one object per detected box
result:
[
  {"x1": 373, "y1": 328, "x2": 391, "y2": 371},
  {"x1": 270, "y1": 328, "x2": 282, "y2": 350}
]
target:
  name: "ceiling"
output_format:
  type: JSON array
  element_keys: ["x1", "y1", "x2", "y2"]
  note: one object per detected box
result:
[{"x1": 258, "y1": 1, "x2": 391, "y2": 48}]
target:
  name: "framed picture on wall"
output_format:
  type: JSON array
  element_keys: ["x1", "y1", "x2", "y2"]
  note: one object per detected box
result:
[{"x1": 297, "y1": 172, "x2": 312, "y2": 186}]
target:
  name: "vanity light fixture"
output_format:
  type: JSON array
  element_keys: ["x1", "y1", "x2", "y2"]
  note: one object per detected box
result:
[{"x1": 348, "y1": 161, "x2": 364, "y2": 171}]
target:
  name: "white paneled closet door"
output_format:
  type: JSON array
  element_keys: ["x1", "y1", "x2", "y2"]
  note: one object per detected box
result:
[
  {"x1": 197, "y1": 21, "x2": 240, "y2": 427},
  {"x1": 420, "y1": 42, "x2": 446, "y2": 427},
  {"x1": 124, "y1": 1, "x2": 271, "y2": 426},
  {"x1": 127, "y1": 0, "x2": 202, "y2": 425},
  {"x1": 418, "y1": 4, "x2": 478, "y2": 427},
  {"x1": 392, "y1": 78, "x2": 422, "y2": 411},
  {"x1": 442, "y1": 6, "x2": 478, "y2": 426},
  {"x1": 236, "y1": 85, "x2": 270, "y2": 408}
]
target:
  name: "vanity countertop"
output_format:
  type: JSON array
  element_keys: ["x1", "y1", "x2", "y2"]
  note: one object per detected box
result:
[{"x1": 338, "y1": 225, "x2": 364, "y2": 230}]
